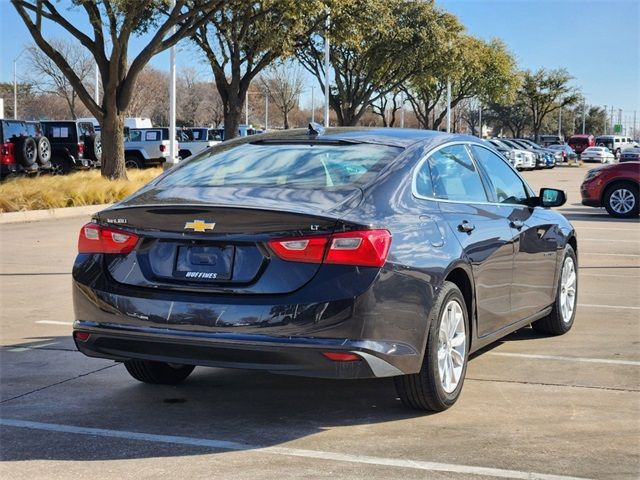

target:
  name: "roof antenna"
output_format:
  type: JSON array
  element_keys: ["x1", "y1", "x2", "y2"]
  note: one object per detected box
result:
[{"x1": 308, "y1": 122, "x2": 325, "y2": 137}]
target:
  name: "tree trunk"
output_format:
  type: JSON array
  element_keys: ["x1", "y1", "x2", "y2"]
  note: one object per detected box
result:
[
  {"x1": 284, "y1": 111, "x2": 290, "y2": 129},
  {"x1": 223, "y1": 94, "x2": 243, "y2": 140},
  {"x1": 101, "y1": 111, "x2": 127, "y2": 180}
]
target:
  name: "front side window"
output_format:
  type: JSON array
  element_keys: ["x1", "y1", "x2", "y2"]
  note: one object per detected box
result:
[
  {"x1": 471, "y1": 145, "x2": 529, "y2": 205},
  {"x1": 424, "y1": 144, "x2": 488, "y2": 203}
]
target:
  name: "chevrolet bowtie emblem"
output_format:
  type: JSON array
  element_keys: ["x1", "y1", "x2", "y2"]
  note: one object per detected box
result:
[{"x1": 184, "y1": 220, "x2": 216, "y2": 232}]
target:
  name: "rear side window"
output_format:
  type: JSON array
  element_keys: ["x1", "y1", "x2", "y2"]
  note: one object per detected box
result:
[
  {"x1": 145, "y1": 130, "x2": 159, "y2": 141},
  {"x1": 48, "y1": 126, "x2": 72, "y2": 139},
  {"x1": 159, "y1": 143, "x2": 403, "y2": 189},
  {"x1": 424, "y1": 144, "x2": 488, "y2": 202}
]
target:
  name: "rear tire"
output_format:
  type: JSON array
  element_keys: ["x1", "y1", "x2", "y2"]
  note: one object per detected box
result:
[
  {"x1": 603, "y1": 182, "x2": 639, "y2": 218},
  {"x1": 50, "y1": 157, "x2": 72, "y2": 175},
  {"x1": 124, "y1": 359, "x2": 195, "y2": 385},
  {"x1": 532, "y1": 245, "x2": 577, "y2": 335},
  {"x1": 394, "y1": 281, "x2": 469, "y2": 412},
  {"x1": 125, "y1": 156, "x2": 144, "y2": 169}
]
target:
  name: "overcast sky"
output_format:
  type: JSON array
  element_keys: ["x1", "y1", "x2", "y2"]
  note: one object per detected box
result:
[{"x1": 0, "y1": 0, "x2": 638, "y2": 121}]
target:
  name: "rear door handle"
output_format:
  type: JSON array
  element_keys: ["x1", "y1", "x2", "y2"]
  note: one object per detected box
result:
[
  {"x1": 458, "y1": 221, "x2": 475, "y2": 233},
  {"x1": 510, "y1": 220, "x2": 524, "y2": 230}
]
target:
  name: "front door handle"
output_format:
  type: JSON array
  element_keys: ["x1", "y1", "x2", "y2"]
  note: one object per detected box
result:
[
  {"x1": 510, "y1": 220, "x2": 524, "y2": 230},
  {"x1": 458, "y1": 221, "x2": 475, "y2": 233}
]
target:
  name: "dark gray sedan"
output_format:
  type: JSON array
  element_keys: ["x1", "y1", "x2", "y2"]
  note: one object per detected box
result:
[{"x1": 72, "y1": 127, "x2": 578, "y2": 412}]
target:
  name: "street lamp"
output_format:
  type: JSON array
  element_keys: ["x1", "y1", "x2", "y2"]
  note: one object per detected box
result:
[
  {"x1": 13, "y1": 47, "x2": 28, "y2": 120},
  {"x1": 245, "y1": 91, "x2": 269, "y2": 130}
]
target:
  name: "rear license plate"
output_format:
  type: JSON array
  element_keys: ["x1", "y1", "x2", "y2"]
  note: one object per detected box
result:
[{"x1": 174, "y1": 245, "x2": 234, "y2": 281}]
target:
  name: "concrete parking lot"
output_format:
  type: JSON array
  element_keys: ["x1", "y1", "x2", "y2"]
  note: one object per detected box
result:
[{"x1": 1, "y1": 164, "x2": 638, "y2": 480}]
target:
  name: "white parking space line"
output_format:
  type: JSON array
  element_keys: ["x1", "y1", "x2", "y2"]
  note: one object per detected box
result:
[
  {"x1": 579, "y1": 273, "x2": 637, "y2": 278},
  {"x1": 574, "y1": 227, "x2": 640, "y2": 231},
  {"x1": 581, "y1": 253, "x2": 640, "y2": 257},
  {"x1": 35, "y1": 321, "x2": 74, "y2": 326},
  {"x1": 580, "y1": 238, "x2": 640, "y2": 243},
  {"x1": 487, "y1": 352, "x2": 640, "y2": 367},
  {"x1": 578, "y1": 303, "x2": 640, "y2": 310},
  {"x1": 0, "y1": 418, "x2": 589, "y2": 480}
]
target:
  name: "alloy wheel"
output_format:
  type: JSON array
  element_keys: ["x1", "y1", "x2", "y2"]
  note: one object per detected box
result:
[
  {"x1": 437, "y1": 300, "x2": 466, "y2": 394},
  {"x1": 609, "y1": 188, "x2": 636, "y2": 214},
  {"x1": 559, "y1": 257, "x2": 576, "y2": 323}
]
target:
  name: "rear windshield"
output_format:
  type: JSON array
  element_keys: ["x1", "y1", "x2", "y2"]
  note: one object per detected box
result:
[
  {"x1": 2, "y1": 121, "x2": 28, "y2": 142},
  {"x1": 159, "y1": 142, "x2": 403, "y2": 189}
]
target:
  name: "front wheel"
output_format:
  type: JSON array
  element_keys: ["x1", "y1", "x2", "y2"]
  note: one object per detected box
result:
[
  {"x1": 124, "y1": 359, "x2": 195, "y2": 385},
  {"x1": 532, "y1": 245, "x2": 577, "y2": 335},
  {"x1": 394, "y1": 281, "x2": 469, "y2": 411},
  {"x1": 604, "y1": 182, "x2": 639, "y2": 218}
]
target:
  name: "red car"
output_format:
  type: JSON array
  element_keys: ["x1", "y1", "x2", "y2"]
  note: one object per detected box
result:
[
  {"x1": 581, "y1": 161, "x2": 640, "y2": 218},
  {"x1": 568, "y1": 134, "x2": 595, "y2": 155}
]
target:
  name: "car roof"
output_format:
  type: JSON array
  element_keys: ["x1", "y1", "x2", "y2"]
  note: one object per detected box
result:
[{"x1": 237, "y1": 127, "x2": 465, "y2": 149}]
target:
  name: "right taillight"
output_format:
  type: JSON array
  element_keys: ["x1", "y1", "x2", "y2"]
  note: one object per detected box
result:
[
  {"x1": 77, "y1": 142, "x2": 85, "y2": 156},
  {"x1": 78, "y1": 223, "x2": 139, "y2": 254},
  {"x1": 268, "y1": 229, "x2": 391, "y2": 268}
]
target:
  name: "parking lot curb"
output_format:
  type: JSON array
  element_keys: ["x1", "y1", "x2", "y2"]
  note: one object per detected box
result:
[{"x1": 0, "y1": 203, "x2": 112, "y2": 225}]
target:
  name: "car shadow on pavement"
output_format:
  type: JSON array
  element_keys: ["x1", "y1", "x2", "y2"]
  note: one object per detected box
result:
[{"x1": 1, "y1": 336, "x2": 428, "y2": 462}]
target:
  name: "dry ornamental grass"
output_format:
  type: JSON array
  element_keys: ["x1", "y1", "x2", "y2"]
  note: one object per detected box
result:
[{"x1": 0, "y1": 169, "x2": 163, "y2": 213}]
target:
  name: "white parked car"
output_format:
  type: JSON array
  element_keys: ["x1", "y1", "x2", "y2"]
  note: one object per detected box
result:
[{"x1": 581, "y1": 146, "x2": 615, "y2": 163}]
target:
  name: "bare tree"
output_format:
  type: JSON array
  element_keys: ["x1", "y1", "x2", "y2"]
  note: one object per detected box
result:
[
  {"x1": 12, "y1": 0, "x2": 222, "y2": 179},
  {"x1": 127, "y1": 66, "x2": 168, "y2": 123},
  {"x1": 23, "y1": 39, "x2": 94, "y2": 119},
  {"x1": 258, "y1": 63, "x2": 304, "y2": 129},
  {"x1": 371, "y1": 91, "x2": 403, "y2": 128}
]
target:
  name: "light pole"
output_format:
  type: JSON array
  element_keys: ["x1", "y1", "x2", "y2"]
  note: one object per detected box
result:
[
  {"x1": 311, "y1": 86, "x2": 315, "y2": 123},
  {"x1": 323, "y1": 11, "x2": 330, "y2": 128},
  {"x1": 582, "y1": 100, "x2": 586, "y2": 134}
]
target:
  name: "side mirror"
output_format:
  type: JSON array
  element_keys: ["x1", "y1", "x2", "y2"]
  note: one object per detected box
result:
[{"x1": 539, "y1": 188, "x2": 566, "y2": 208}]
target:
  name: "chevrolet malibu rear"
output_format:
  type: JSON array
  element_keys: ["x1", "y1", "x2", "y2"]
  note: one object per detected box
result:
[{"x1": 73, "y1": 127, "x2": 577, "y2": 412}]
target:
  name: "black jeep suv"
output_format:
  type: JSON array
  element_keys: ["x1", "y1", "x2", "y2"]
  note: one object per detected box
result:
[{"x1": 41, "y1": 120, "x2": 102, "y2": 174}]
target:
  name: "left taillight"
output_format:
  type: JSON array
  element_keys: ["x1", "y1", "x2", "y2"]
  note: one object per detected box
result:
[
  {"x1": 268, "y1": 229, "x2": 391, "y2": 268},
  {"x1": 78, "y1": 223, "x2": 139, "y2": 254}
]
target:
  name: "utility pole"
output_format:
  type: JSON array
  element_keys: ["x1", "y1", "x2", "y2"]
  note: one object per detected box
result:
[
  {"x1": 446, "y1": 79, "x2": 451, "y2": 133},
  {"x1": 323, "y1": 11, "x2": 330, "y2": 128},
  {"x1": 400, "y1": 92, "x2": 405, "y2": 128},
  {"x1": 311, "y1": 86, "x2": 315, "y2": 123},
  {"x1": 478, "y1": 103, "x2": 482, "y2": 138},
  {"x1": 634, "y1": 111, "x2": 637, "y2": 139},
  {"x1": 618, "y1": 108, "x2": 622, "y2": 133},
  {"x1": 582, "y1": 101, "x2": 586, "y2": 134},
  {"x1": 604, "y1": 105, "x2": 607, "y2": 134}
]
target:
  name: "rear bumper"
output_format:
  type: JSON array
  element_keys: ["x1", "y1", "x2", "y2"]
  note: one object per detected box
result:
[
  {"x1": 72, "y1": 258, "x2": 432, "y2": 378},
  {"x1": 73, "y1": 321, "x2": 410, "y2": 379}
]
